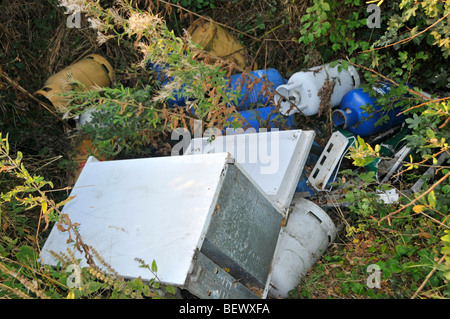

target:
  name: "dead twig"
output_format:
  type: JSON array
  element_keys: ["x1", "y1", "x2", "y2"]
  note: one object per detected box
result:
[
  {"x1": 345, "y1": 58, "x2": 432, "y2": 101},
  {"x1": 398, "y1": 97, "x2": 450, "y2": 116},
  {"x1": 0, "y1": 69, "x2": 72, "y2": 129}
]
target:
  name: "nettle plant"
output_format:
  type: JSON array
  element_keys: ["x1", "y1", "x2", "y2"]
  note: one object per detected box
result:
[{"x1": 59, "y1": 0, "x2": 242, "y2": 158}]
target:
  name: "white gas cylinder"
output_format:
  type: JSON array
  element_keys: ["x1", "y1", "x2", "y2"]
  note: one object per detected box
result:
[
  {"x1": 274, "y1": 61, "x2": 360, "y2": 116},
  {"x1": 269, "y1": 197, "x2": 337, "y2": 298}
]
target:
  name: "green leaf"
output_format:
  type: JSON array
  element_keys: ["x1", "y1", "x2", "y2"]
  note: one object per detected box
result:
[
  {"x1": 151, "y1": 260, "x2": 158, "y2": 273},
  {"x1": 395, "y1": 245, "x2": 410, "y2": 256},
  {"x1": 152, "y1": 281, "x2": 160, "y2": 289},
  {"x1": 442, "y1": 232, "x2": 450, "y2": 244},
  {"x1": 444, "y1": 271, "x2": 450, "y2": 281},
  {"x1": 386, "y1": 259, "x2": 403, "y2": 273},
  {"x1": 428, "y1": 191, "x2": 436, "y2": 209},
  {"x1": 88, "y1": 281, "x2": 103, "y2": 293},
  {"x1": 351, "y1": 283, "x2": 364, "y2": 295},
  {"x1": 322, "y1": 2, "x2": 330, "y2": 11},
  {"x1": 322, "y1": 21, "x2": 331, "y2": 30},
  {"x1": 426, "y1": 128, "x2": 436, "y2": 140},
  {"x1": 129, "y1": 277, "x2": 144, "y2": 291},
  {"x1": 166, "y1": 285, "x2": 177, "y2": 295},
  {"x1": 143, "y1": 285, "x2": 153, "y2": 297},
  {"x1": 15, "y1": 245, "x2": 37, "y2": 266},
  {"x1": 332, "y1": 43, "x2": 341, "y2": 51}
]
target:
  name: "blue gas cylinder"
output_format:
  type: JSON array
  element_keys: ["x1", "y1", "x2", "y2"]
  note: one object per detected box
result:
[
  {"x1": 229, "y1": 69, "x2": 287, "y2": 110},
  {"x1": 147, "y1": 61, "x2": 187, "y2": 107},
  {"x1": 225, "y1": 105, "x2": 296, "y2": 132},
  {"x1": 332, "y1": 83, "x2": 406, "y2": 137}
]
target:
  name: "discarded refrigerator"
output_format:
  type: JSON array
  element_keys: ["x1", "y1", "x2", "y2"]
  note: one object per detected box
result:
[
  {"x1": 40, "y1": 153, "x2": 284, "y2": 298},
  {"x1": 41, "y1": 129, "x2": 336, "y2": 298}
]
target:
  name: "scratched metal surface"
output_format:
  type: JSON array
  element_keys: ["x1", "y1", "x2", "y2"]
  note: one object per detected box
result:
[
  {"x1": 186, "y1": 252, "x2": 259, "y2": 299},
  {"x1": 185, "y1": 163, "x2": 283, "y2": 298}
]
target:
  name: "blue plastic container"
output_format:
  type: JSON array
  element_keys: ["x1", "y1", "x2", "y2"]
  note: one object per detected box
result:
[
  {"x1": 229, "y1": 69, "x2": 287, "y2": 110},
  {"x1": 332, "y1": 83, "x2": 406, "y2": 137}
]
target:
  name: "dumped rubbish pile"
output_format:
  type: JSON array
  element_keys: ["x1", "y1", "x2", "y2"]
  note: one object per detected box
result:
[{"x1": 35, "y1": 18, "x2": 437, "y2": 299}]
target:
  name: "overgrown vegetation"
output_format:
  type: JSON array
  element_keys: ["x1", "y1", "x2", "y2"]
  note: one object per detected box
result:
[{"x1": 0, "y1": 0, "x2": 449, "y2": 299}]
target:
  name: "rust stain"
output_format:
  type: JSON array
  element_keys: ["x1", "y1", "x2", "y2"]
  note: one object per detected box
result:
[{"x1": 212, "y1": 203, "x2": 219, "y2": 216}]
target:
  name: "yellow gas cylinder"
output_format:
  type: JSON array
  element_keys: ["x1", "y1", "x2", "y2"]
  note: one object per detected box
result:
[
  {"x1": 34, "y1": 54, "x2": 114, "y2": 113},
  {"x1": 187, "y1": 18, "x2": 256, "y2": 72}
]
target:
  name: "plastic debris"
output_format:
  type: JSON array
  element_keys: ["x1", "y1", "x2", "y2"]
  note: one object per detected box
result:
[
  {"x1": 269, "y1": 196, "x2": 336, "y2": 298},
  {"x1": 364, "y1": 127, "x2": 411, "y2": 183},
  {"x1": 226, "y1": 105, "x2": 296, "y2": 132},
  {"x1": 308, "y1": 130, "x2": 355, "y2": 192},
  {"x1": 377, "y1": 189, "x2": 399, "y2": 204},
  {"x1": 184, "y1": 129, "x2": 315, "y2": 212},
  {"x1": 146, "y1": 61, "x2": 188, "y2": 107},
  {"x1": 409, "y1": 152, "x2": 448, "y2": 194},
  {"x1": 228, "y1": 68, "x2": 286, "y2": 109}
]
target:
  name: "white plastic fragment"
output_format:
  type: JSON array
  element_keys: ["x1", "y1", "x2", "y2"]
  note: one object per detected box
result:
[
  {"x1": 308, "y1": 131, "x2": 354, "y2": 191},
  {"x1": 377, "y1": 188, "x2": 399, "y2": 204}
]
